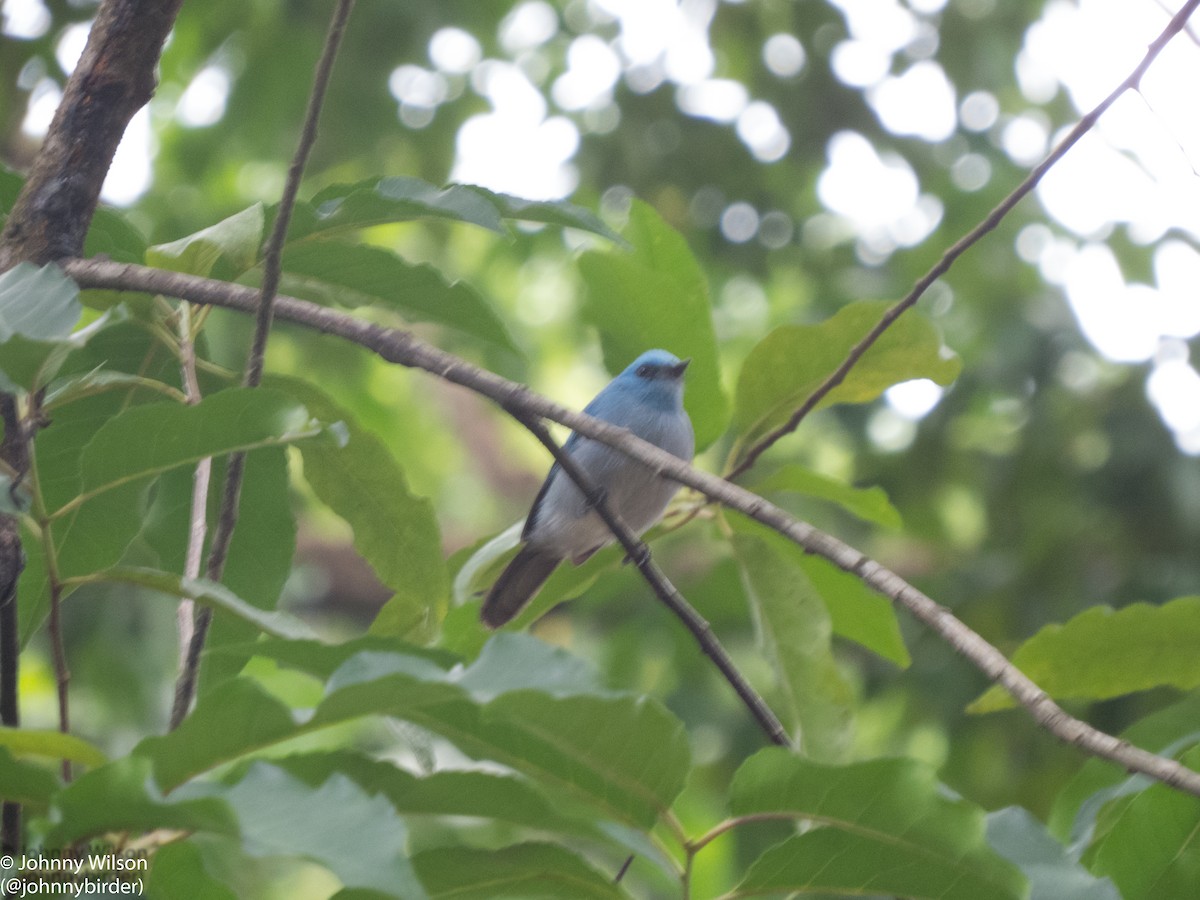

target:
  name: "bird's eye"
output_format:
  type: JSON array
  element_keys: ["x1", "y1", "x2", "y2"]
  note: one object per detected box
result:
[{"x1": 636, "y1": 364, "x2": 653, "y2": 378}]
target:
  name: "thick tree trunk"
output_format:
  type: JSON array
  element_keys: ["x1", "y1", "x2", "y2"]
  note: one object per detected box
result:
[{"x1": 0, "y1": 0, "x2": 183, "y2": 268}]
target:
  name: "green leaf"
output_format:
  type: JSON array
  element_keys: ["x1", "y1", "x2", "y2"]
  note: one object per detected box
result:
[
  {"x1": 293, "y1": 177, "x2": 506, "y2": 240},
  {"x1": 796, "y1": 552, "x2": 910, "y2": 667},
  {"x1": 44, "y1": 369, "x2": 186, "y2": 409},
  {"x1": 17, "y1": 517, "x2": 50, "y2": 645},
  {"x1": 1048, "y1": 693, "x2": 1200, "y2": 845},
  {"x1": 733, "y1": 299, "x2": 961, "y2": 450},
  {"x1": 1087, "y1": 745, "x2": 1200, "y2": 899},
  {"x1": 209, "y1": 452, "x2": 300, "y2": 684},
  {"x1": 276, "y1": 377, "x2": 448, "y2": 642},
  {"x1": 412, "y1": 843, "x2": 626, "y2": 899},
  {"x1": 137, "y1": 676, "x2": 300, "y2": 791},
  {"x1": 986, "y1": 806, "x2": 1120, "y2": 900},
  {"x1": 732, "y1": 532, "x2": 853, "y2": 760},
  {"x1": 184, "y1": 762, "x2": 427, "y2": 898},
  {"x1": 54, "y1": 481, "x2": 151, "y2": 584},
  {"x1": 0, "y1": 165, "x2": 23, "y2": 210},
  {"x1": 0, "y1": 262, "x2": 81, "y2": 342},
  {"x1": 139, "y1": 447, "x2": 297, "y2": 690},
  {"x1": 578, "y1": 200, "x2": 728, "y2": 449},
  {"x1": 0, "y1": 726, "x2": 107, "y2": 768},
  {"x1": 970, "y1": 596, "x2": 1200, "y2": 713},
  {"x1": 62, "y1": 388, "x2": 316, "y2": 516},
  {"x1": 0, "y1": 262, "x2": 84, "y2": 392},
  {"x1": 20, "y1": 327, "x2": 190, "y2": 634},
  {"x1": 85, "y1": 205, "x2": 149, "y2": 264},
  {"x1": 274, "y1": 750, "x2": 581, "y2": 834},
  {"x1": 291, "y1": 177, "x2": 619, "y2": 243},
  {"x1": 224, "y1": 634, "x2": 457, "y2": 681},
  {"x1": 0, "y1": 747, "x2": 58, "y2": 806},
  {"x1": 313, "y1": 639, "x2": 688, "y2": 828},
  {"x1": 750, "y1": 463, "x2": 903, "y2": 529},
  {"x1": 453, "y1": 631, "x2": 605, "y2": 697},
  {"x1": 145, "y1": 841, "x2": 239, "y2": 900},
  {"x1": 87, "y1": 567, "x2": 319, "y2": 642},
  {"x1": 140, "y1": 635, "x2": 689, "y2": 829},
  {"x1": 466, "y1": 186, "x2": 625, "y2": 243},
  {"x1": 30, "y1": 320, "x2": 177, "y2": 554},
  {"x1": 274, "y1": 241, "x2": 517, "y2": 350},
  {"x1": 46, "y1": 755, "x2": 238, "y2": 847},
  {"x1": 147, "y1": 204, "x2": 265, "y2": 277},
  {"x1": 730, "y1": 748, "x2": 1026, "y2": 900}
]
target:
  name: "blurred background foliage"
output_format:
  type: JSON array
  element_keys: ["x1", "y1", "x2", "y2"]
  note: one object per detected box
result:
[{"x1": 3, "y1": 0, "x2": 1200, "y2": 891}]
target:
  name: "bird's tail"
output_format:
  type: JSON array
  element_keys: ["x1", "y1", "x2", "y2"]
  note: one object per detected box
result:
[{"x1": 481, "y1": 545, "x2": 561, "y2": 628}]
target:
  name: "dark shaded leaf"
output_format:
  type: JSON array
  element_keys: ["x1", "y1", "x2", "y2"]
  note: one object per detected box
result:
[
  {"x1": 46, "y1": 755, "x2": 237, "y2": 846},
  {"x1": 275, "y1": 377, "x2": 448, "y2": 642},
  {"x1": 412, "y1": 843, "x2": 626, "y2": 899},
  {"x1": 732, "y1": 532, "x2": 853, "y2": 760},
  {"x1": 184, "y1": 762, "x2": 427, "y2": 898},
  {"x1": 274, "y1": 241, "x2": 517, "y2": 350},
  {"x1": 0, "y1": 747, "x2": 58, "y2": 806},
  {"x1": 730, "y1": 748, "x2": 1025, "y2": 900}
]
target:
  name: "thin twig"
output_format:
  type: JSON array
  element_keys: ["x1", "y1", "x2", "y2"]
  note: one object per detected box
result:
[
  {"x1": 175, "y1": 306, "x2": 210, "y2": 667},
  {"x1": 61, "y1": 256, "x2": 1200, "y2": 797},
  {"x1": 46, "y1": 578, "x2": 70, "y2": 782},
  {"x1": 724, "y1": 0, "x2": 1200, "y2": 481},
  {"x1": 168, "y1": 0, "x2": 357, "y2": 729},
  {"x1": 511, "y1": 409, "x2": 791, "y2": 748},
  {"x1": 11, "y1": 392, "x2": 72, "y2": 781}
]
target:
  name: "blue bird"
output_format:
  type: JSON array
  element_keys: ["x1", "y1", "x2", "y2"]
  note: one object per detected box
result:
[{"x1": 482, "y1": 349, "x2": 695, "y2": 627}]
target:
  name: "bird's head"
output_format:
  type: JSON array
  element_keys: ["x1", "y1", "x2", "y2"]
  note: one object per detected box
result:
[
  {"x1": 616, "y1": 349, "x2": 690, "y2": 409},
  {"x1": 624, "y1": 349, "x2": 690, "y2": 381}
]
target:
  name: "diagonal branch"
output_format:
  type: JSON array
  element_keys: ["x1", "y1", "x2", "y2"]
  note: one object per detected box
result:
[
  {"x1": 62, "y1": 256, "x2": 1200, "y2": 798},
  {"x1": 510, "y1": 408, "x2": 791, "y2": 748},
  {"x1": 168, "y1": 0, "x2": 358, "y2": 729},
  {"x1": 724, "y1": 0, "x2": 1200, "y2": 481}
]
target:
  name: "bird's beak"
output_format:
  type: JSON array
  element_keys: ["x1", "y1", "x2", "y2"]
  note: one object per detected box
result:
[{"x1": 670, "y1": 358, "x2": 691, "y2": 378}]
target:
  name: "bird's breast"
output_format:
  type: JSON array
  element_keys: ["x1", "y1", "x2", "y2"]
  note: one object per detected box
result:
[{"x1": 525, "y1": 409, "x2": 693, "y2": 559}]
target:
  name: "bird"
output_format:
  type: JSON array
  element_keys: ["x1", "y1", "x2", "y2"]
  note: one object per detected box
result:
[{"x1": 481, "y1": 349, "x2": 695, "y2": 628}]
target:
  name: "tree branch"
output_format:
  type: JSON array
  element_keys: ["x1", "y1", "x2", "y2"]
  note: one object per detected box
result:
[
  {"x1": 168, "y1": 0, "x2": 357, "y2": 729},
  {"x1": 62, "y1": 256, "x2": 1200, "y2": 798},
  {"x1": 172, "y1": 306, "x2": 211, "y2": 674},
  {"x1": 511, "y1": 408, "x2": 791, "y2": 748},
  {"x1": 0, "y1": 0, "x2": 184, "y2": 268},
  {"x1": 724, "y1": 0, "x2": 1200, "y2": 480}
]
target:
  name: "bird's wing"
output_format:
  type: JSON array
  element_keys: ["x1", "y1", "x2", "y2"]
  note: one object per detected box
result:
[
  {"x1": 522, "y1": 459, "x2": 560, "y2": 541},
  {"x1": 522, "y1": 426, "x2": 592, "y2": 542}
]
